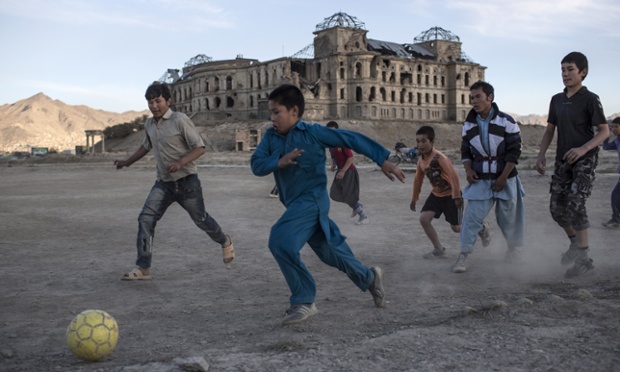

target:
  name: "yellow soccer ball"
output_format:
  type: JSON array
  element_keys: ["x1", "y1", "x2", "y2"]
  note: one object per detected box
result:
[{"x1": 66, "y1": 309, "x2": 119, "y2": 361}]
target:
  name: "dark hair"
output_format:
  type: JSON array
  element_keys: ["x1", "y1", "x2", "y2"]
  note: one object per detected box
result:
[
  {"x1": 416, "y1": 125, "x2": 435, "y2": 141},
  {"x1": 470, "y1": 81, "x2": 494, "y2": 100},
  {"x1": 326, "y1": 121, "x2": 339, "y2": 128},
  {"x1": 561, "y1": 52, "x2": 588, "y2": 80},
  {"x1": 612, "y1": 117, "x2": 620, "y2": 124},
  {"x1": 145, "y1": 83, "x2": 171, "y2": 101},
  {"x1": 268, "y1": 84, "x2": 305, "y2": 117}
]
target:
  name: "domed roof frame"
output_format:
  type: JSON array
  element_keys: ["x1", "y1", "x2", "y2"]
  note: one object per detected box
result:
[
  {"x1": 184, "y1": 54, "x2": 213, "y2": 67},
  {"x1": 315, "y1": 11, "x2": 366, "y2": 31},
  {"x1": 414, "y1": 26, "x2": 460, "y2": 42}
]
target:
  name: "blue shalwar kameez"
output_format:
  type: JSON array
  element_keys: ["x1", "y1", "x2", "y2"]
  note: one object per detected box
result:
[{"x1": 251, "y1": 120, "x2": 390, "y2": 305}]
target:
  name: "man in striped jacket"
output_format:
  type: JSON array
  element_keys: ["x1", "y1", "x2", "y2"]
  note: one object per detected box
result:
[{"x1": 452, "y1": 81, "x2": 525, "y2": 273}]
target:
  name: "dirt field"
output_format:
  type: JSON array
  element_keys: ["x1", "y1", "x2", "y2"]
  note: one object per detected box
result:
[{"x1": 1, "y1": 151, "x2": 620, "y2": 371}]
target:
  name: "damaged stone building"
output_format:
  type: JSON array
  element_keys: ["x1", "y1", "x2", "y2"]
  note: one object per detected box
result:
[{"x1": 160, "y1": 12, "x2": 486, "y2": 124}]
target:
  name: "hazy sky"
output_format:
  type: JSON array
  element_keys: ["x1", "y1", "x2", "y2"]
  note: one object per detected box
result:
[{"x1": 1, "y1": 0, "x2": 618, "y2": 116}]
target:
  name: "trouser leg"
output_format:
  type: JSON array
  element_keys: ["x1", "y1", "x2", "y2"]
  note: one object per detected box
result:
[{"x1": 136, "y1": 181, "x2": 174, "y2": 269}]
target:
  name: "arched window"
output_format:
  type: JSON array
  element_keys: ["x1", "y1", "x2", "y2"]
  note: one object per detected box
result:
[{"x1": 355, "y1": 62, "x2": 362, "y2": 78}]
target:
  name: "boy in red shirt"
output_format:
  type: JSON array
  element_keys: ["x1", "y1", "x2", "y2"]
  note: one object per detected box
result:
[
  {"x1": 411, "y1": 126, "x2": 489, "y2": 258},
  {"x1": 327, "y1": 121, "x2": 369, "y2": 225}
]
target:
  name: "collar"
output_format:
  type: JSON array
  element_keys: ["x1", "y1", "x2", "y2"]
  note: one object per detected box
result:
[
  {"x1": 477, "y1": 106, "x2": 496, "y2": 124},
  {"x1": 153, "y1": 108, "x2": 173, "y2": 122},
  {"x1": 563, "y1": 85, "x2": 588, "y2": 96},
  {"x1": 274, "y1": 119, "x2": 306, "y2": 138}
]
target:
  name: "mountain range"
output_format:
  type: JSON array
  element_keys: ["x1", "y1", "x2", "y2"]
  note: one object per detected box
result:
[{"x1": 0, "y1": 93, "x2": 149, "y2": 153}]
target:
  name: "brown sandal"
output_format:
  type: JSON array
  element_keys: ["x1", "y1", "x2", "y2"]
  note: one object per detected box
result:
[{"x1": 222, "y1": 235, "x2": 235, "y2": 264}]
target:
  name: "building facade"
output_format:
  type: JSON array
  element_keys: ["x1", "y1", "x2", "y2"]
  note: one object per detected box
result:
[{"x1": 162, "y1": 12, "x2": 486, "y2": 124}]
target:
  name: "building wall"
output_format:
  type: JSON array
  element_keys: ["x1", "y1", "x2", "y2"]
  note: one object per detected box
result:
[{"x1": 169, "y1": 25, "x2": 485, "y2": 124}]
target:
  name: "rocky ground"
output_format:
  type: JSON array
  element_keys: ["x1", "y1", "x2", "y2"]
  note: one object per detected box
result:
[{"x1": 1, "y1": 122, "x2": 619, "y2": 371}]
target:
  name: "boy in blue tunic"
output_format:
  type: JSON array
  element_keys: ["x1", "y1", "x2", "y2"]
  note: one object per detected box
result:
[{"x1": 251, "y1": 84, "x2": 405, "y2": 325}]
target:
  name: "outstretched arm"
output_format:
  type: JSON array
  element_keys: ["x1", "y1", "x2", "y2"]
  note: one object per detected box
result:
[
  {"x1": 381, "y1": 160, "x2": 406, "y2": 183},
  {"x1": 115, "y1": 146, "x2": 149, "y2": 169}
]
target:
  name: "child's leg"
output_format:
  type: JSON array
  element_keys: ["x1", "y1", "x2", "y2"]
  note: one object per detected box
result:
[
  {"x1": 494, "y1": 177, "x2": 525, "y2": 249},
  {"x1": 307, "y1": 218, "x2": 374, "y2": 291},
  {"x1": 460, "y1": 199, "x2": 494, "y2": 254},
  {"x1": 564, "y1": 154, "x2": 598, "y2": 247},
  {"x1": 177, "y1": 175, "x2": 228, "y2": 245},
  {"x1": 269, "y1": 204, "x2": 322, "y2": 305},
  {"x1": 549, "y1": 161, "x2": 576, "y2": 243},
  {"x1": 136, "y1": 181, "x2": 174, "y2": 269},
  {"x1": 420, "y1": 210, "x2": 442, "y2": 249}
]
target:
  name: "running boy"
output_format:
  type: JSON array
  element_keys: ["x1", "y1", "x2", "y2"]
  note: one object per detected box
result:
[
  {"x1": 115, "y1": 83, "x2": 234, "y2": 280},
  {"x1": 601, "y1": 117, "x2": 620, "y2": 229},
  {"x1": 326, "y1": 120, "x2": 369, "y2": 225},
  {"x1": 536, "y1": 51, "x2": 609, "y2": 278},
  {"x1": 410, "y1": 126, "x2": 490, "y2": 259},
  {"x1": 251, "y1": 84, "x2": 405, "y2": 325}
]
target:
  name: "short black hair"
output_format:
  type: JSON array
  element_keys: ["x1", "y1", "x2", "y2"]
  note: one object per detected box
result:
[
  {"x1": 612, "y1": 117, "x2": 620, "y2": 124},
  {"x1": 470, "y1": 81, "x2": 494, "y2": 100},
  {"x1": 268, "y1": 84, "x2": 305, "y2": 117},
  {"x1": 145, "y1": 82, "x2": 171, "y2": 101},
  {"x1": 416, "y1": 125, "x2": 435, "y2": 141},
  {"x1": 326, "y1": 121, "x2": 339, "y2": 128},
  {"x1": 561, "y1": 52, "x2": 588, "y2": 80}
]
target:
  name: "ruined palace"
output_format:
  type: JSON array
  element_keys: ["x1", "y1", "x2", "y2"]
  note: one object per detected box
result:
[{"x1": 159, "y1": 12, "x2": 486, "y2": 123}]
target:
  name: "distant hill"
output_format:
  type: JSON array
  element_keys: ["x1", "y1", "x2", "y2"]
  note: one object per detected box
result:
[
  {"x1": 510, "y1": 113, "x2": 548, "y2": 125},
  {"x1": 0, "y1": 93, "x2": 149, "y2": 153}
]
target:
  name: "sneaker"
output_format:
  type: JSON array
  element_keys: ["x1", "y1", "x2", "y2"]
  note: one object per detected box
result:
[
  {"x1": 602, "y1": 219, "x2": 620, "y2": 229},
  {"x1": 478, "y1": 221, "x2": 491, "y2": 247},
  {"x1": 423, "y1": 247, "x2": 449, "y2": 259},
  {"x1": 560, "y1": 244, "x2": 581, "y2": 266},
  {"x1": 282, "y1": 303, "x2": 318, "y2": 325},
  {"x1": 452, "y1": 253, "x2": 468, "y2": 273},
  {"x1": 368, "y1": 267, "x2": 385, "y2": 308},
  {"x1": 564, "y1": 257, "x2": 594, "y2": 279},
  {"x1": 356, "y1": 216, "x2": 369, "y2": 225}
]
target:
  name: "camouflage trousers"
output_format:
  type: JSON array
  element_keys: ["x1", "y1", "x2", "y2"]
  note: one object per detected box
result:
[{"x1": 549, "y1": 153, "x2": 598, "y2": 231}]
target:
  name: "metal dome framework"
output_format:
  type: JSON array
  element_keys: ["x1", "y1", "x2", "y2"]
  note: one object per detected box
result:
[
  {"x1": 315, "y1": 11, "x2": 366, "y2": 31},
  {"x1": 184, "y1": 54, "x2": 213, "y2": 67},
  {"x1": 414, "y1": 26, "x2": 460, "y2": 43},
  {"x1": 291, "y1": 44, "x2": 314, "y2": 59}
]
